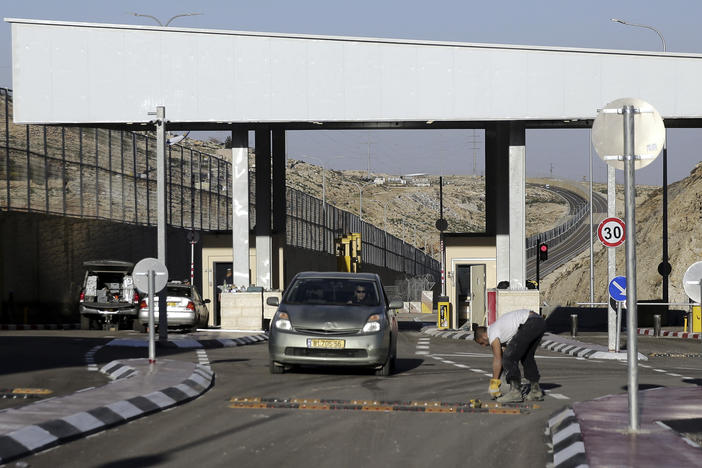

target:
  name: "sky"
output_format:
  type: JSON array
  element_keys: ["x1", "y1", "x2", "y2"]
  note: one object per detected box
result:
[{"x1": 2, "y1": 0, "x2": 702, "y2": 185}]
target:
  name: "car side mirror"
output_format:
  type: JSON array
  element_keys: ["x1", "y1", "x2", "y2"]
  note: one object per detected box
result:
[
  {"x1": 266, "y1": 297, "x2": 280, "y2": 307},
  {"x1": 388, "y1": 300, "x2": 403, "y2": 310},
  {"x1": 204, "y1": 298, "x2": 211, "y2": 304}
]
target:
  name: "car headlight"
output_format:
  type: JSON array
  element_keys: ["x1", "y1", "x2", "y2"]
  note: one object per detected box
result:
[
  {"x1": 362, "y1": 314, "x2": 381, "y2": 333},
  {"x1": 274, "y1": 311, "x2": 292, "y2": 330}
]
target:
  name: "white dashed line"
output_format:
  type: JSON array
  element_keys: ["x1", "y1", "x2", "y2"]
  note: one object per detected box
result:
[
  {"x1": 196, "y1": 349, "x2": 211, "y2": 370},
  {"x1": 547, "y1": 392, "x2": 570, "y2": 400},
  {"x1": 84, "y1": 345, "x2": 103, "y2": 372},
  {"x1": 667, "y1": 373, "x2": 682, "y2": 377},
  {"x1": 415, "y1": 351, "x2": 429, "y2": 355}
]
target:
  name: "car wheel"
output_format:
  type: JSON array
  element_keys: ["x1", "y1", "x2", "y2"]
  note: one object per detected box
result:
[
  {"x1": 270, "y1": 361, "x2": 285, "y2": 374},
  {"x1": 375, "y1": 354, "x2": 393, "y2": 377}
]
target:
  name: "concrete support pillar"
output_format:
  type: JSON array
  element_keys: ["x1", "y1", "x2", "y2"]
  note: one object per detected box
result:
[
  {"x1": 231, "y1": 129, "x2": 250, "y2": 287},
  {"x1": 508, "y1": 123, "x2": 526, "y2": 289},
  {"x1": 485, "y1": 123, "x2": 510, "y2": 285},
  {"x1": 255, "y1": 128, "x2": 272, "y2": 289},
  {"x1": 272, "y1": 128, "x2": 286, "y2": 290}
]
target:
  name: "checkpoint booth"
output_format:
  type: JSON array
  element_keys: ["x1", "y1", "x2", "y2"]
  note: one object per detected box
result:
[
  {"x1": 443, "y1": 234, "x2": 497, "y2": 330},
  {"x1": 443, "y1": 233, "x2": 540, "y2": 330}
]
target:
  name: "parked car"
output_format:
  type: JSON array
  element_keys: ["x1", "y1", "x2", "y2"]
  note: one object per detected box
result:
[
  {"x1": 79, "y1": 260, "x2": 140, "y2": 330},
  {"x1": 137, "y1": 281, "x2": 210, "y2": 332},
  {"x1": 267, "y1": 272, "x2": 402, "y2": 376}
]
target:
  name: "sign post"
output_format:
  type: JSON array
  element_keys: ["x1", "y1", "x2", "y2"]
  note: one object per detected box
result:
[
  {"x1": 133, "y1": 258, "x2": 169, "y2": 364},
  {"x1": 592, "y1": 97, "x2": 665, "y2": 433},
  {"x1": 187, "y1": 231, "x2": 200, "y2": 285}
]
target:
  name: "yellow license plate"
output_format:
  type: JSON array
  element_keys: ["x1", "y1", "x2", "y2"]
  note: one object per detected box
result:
[
  {"x1": 167, "y1": 302, "x2": 178, "y2": 307},
  {"x1": 307, "y1": 339, "x2": 345, "y2": 349}
]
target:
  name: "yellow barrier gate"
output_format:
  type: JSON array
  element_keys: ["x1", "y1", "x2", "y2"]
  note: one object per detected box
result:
[
  {"x1": 437, "y1": 295, "x2": 450, "y2": 330},
  {"x1": 693, "y1": 305, "x2": 701, "y2": 333},
  {"x1": 336, "y1": 233, "x2": 361, "y2": 272}
]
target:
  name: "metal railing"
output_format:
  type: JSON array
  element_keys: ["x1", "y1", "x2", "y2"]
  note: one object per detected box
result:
[
  {"x1": 0, "y1": 88, "x2": 439, "y2": 279},
  {"x1": 526, "y1": 198, "x2": 589, "y2": 251}
]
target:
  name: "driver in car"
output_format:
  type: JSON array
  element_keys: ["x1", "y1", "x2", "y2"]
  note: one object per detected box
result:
[{"x1": 348, "y1": 284, "x2": 371, "y2": 305}]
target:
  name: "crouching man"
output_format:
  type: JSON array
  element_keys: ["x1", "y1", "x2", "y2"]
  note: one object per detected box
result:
[{"x1": 474, "y1": 309, "x2": 546, "y2": 403}]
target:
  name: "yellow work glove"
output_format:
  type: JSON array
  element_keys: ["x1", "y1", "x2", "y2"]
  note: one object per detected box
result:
[{"x1": 488, "y1": 378, "x2": 502, "y2": 399}]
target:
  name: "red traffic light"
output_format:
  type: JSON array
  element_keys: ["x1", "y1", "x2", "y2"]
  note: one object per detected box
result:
[{"x1": 539, "y1": 243, "x2": 548, "y2": 261}]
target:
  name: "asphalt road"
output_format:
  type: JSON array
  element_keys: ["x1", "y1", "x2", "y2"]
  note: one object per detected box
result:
[{"x1": 7, "y1": 323, "x2": 702, "y2": 467}]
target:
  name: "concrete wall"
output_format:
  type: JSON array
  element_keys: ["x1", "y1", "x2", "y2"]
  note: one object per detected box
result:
[
  {"x1": 0, "y1": 212, "x2": 196, "y2": 323},
  {"x1": 1, "y1": 212, "x2": 415, "y2": 324}
]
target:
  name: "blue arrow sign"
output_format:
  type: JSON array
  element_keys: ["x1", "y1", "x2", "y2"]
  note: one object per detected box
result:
[{"x1": 609, "y1": 276, "x2": 627, "y2": 302}]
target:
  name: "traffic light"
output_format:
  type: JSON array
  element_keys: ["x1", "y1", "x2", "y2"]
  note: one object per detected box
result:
[{"x1": 539, "y1": 243, "x2": 548, "y2": 261}]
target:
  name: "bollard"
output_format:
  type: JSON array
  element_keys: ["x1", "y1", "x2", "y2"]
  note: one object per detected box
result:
[
  {"x1": 570, "y1": 314, "x2": 578, "y2": 338},
  {"x1": 653, "y1": 314, "x2": 661, "y2": 337}
]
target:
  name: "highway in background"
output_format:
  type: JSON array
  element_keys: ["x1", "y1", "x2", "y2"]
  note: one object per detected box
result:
[{"x1": 527, "y1": 185, "x2": 608, "y2": 281}]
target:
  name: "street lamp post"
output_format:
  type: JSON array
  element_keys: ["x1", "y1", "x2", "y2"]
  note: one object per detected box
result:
[
  {"x1": 351, "y1": 181, "x2": 374, "y2": 221},
  {"x1": 131, "y1": 12, "x2": 202, "y2": 27},
  {"x1": 611, "y1": 18, "x2": 670, "y2": 307}
]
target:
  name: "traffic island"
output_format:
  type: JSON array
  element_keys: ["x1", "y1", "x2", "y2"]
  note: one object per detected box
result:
[{"x1": 0, "y1": 359, "x2": 213, "y2": 464}]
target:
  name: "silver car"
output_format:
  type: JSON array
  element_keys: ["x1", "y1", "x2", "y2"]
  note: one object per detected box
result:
[
  {"x1": 267, "y1": 272, "x2": 402, "y2": 376},
  {"x1": 138, "y1": 282, "x2": 210, "y2": 332}
]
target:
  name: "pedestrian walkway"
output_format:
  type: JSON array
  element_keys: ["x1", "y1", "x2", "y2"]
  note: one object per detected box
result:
[{"x1": 549, "y1": 386, "x2": 702, "y2": 468}]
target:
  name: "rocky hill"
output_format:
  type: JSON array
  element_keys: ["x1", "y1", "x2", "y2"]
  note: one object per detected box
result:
[{"x1": 284, "y1": 159, "x2": 569, "y2": 256}]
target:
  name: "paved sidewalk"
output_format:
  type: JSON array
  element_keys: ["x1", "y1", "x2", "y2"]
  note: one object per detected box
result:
[{"x1": 0, "y1": 331, "x2": 268, "y2": 464}]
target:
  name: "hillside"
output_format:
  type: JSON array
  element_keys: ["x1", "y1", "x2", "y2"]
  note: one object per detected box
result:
[
  {"x1": 542, "y1": 161, "x2": 702, "y2": 306},
  {"x1": 284, "y1": 159, "x2": 569, "y2": 255}
]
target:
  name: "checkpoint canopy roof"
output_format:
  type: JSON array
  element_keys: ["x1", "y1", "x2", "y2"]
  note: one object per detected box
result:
[{"x1": 7, "y1": 17, "x2": 702, "y2": 129}]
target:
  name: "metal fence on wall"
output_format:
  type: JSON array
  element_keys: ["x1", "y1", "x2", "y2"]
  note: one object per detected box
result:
[{"x1": 0, "y1": 88, "x2": 439, "y2": 279}]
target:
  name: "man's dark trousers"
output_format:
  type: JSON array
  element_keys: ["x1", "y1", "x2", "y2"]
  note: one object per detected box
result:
[{"x1": 502, "y1": 315, "x2": 546, "y2": 383}]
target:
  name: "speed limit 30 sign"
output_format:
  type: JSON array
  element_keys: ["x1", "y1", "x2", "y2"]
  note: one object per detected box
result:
[{"x1": 598, "y1": 217, "x2": 625, "y2": 247}]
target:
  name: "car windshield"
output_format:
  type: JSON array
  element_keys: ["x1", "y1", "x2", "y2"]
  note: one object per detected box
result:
[
  {"x1": 166, "y1": 286, "x2": 191, "y2": 298},
  {"x1": 284, "y1": 278, "x2": 380, "y2": 306}
]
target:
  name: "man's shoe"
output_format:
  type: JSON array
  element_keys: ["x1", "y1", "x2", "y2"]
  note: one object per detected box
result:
[
  {"x1": 525, "y1": 382, "x2": 544, "y2": 401},
  {"x1": 496, "y1": 382, "x2": 523, "y2": 403}
]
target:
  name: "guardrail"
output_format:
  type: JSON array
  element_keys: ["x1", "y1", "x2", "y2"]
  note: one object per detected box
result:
[{"x1": 525, "y1": 193, "x2": 589, "y2": 251}]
